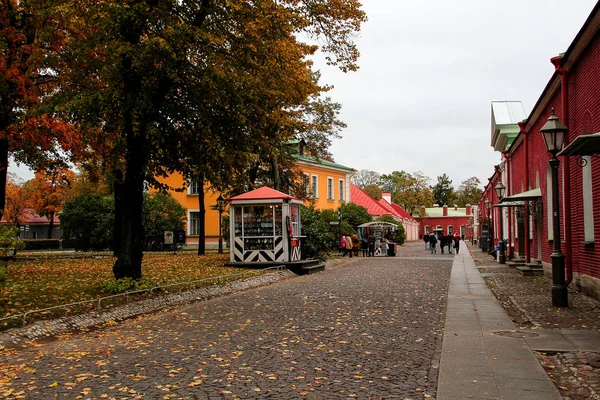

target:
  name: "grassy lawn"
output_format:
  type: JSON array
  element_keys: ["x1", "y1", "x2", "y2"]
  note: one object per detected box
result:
[{"x1": 0, "y1": 252, "x2": 267, "y2": 331}]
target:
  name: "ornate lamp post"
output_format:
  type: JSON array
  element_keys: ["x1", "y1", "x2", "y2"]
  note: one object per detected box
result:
[
  {"x1": 485, "y1": 198, "x2": 491, "y2": 253},
  {"x1": 216, "y1": 195, "x2": 225, "y2": 254},
  {"x1": 495, "y1": 182, "x2": 506, "y2": 264},
  {"x1": 540, "y1": 108, "x2": 568, "y2": 307}
]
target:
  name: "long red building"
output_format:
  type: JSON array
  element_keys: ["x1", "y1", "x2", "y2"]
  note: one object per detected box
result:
[{"x1": 482, "y1": 2, "x2": 600, "y2": 300}]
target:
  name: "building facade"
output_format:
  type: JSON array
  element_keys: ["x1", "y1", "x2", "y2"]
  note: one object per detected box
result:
[{"x1": 482, "y1": 2, "x2": 600, "y2": 299}]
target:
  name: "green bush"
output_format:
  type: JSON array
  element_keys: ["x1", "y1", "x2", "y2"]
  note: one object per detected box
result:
[
  {"x1": 60, "y1": 193, "x2": 114, "y2": 251},
  {"x1": 103, "y1": 277, "x2": 154, "y2": 293},
  {"x1": 22, "y1": 239, "x2": 61, "y2": 250},
  {"x1": 142, "y1": 192, "x2": 186, "y2": 251},
  {"x1": 0, "y1": 226, "x2": 26, "y2": 255},
  {"x1": 300, "y1": 205, "x2": 335, "y2": 260}
]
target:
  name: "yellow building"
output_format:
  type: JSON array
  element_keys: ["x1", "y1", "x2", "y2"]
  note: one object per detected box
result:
[{"x1": 162, "y1": 140, "x2": 355, "y2": 249}]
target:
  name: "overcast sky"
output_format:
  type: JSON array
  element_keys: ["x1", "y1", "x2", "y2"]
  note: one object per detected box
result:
[
  {"x1": 316, "y1": 0, "x2": 598, "y2": 189},
  {"x1": 10, "y1": 1, "x2": 599, "y2": 189}
]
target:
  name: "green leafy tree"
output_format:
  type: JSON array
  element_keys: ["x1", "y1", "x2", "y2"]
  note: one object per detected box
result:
[
  {"x1": 375, "y1": 215, "x2": 405, "y2": 245},
  {"x1": 380, "y1": 170, "x2": 434, "y2": 216},
  {"x1": 142, "y1": 192, "x2": 186, "y2": 251},
  {"x1": 431, "y1": 174, "x2": 456, "y2": 206},
  {"x1": 455, "y1": 177, "x2": 483, "y2": 207},
  {"x1": 60, "y1": 193, "x2": 114, "y2": 251},
  {"x1": 300, "y1": 205, "x2": 335, "y2": 260},
  {"x1": 0, "y1": 225, "x2": 25, "y2": 254},
  {"x1": 339, "y1": 203, "x2": 372, "y2": 235}
]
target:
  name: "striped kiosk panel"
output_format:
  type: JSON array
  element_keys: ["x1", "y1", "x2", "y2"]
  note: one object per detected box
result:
[
  {"x1": 274, "y1": 237, "x2": 285, "y2": 261},
  {"x1": 233, "y1": 237, "x2": 244, "y2": 262},
  {"x1": 291, "y1": 243, "x2": 301, "y2": 261}
]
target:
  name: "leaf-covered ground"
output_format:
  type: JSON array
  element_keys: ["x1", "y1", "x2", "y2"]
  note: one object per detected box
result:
[{"x1": 0, "y1": 252, "x2": 264, "y2": 330}]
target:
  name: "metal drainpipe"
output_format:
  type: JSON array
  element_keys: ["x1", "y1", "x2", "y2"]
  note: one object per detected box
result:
[
  {"x1": 551, "y1": 55, "x2": 573, "y2": 286},
  {"x1": 503, "y1": 151, "x2": 512, "y2": 260},
  {"x1": 518, "y1": 122, "x2": 531, "y2": 264}
]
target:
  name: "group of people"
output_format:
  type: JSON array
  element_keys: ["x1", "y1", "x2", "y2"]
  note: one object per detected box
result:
[
  {"x1": 341, "y1": 233, "x2": 388, "y2": 257},
  {"x1": 423, "y1": 231, "x2": 461, "y2": 254}
]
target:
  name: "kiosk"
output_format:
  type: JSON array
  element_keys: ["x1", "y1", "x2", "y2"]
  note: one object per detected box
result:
[
  {"x1": 357, "y1": 221, "x2": 399, "y2": 257},
  {"x1": 228, "y1": 187, "x2": 304, "y2": 263}
]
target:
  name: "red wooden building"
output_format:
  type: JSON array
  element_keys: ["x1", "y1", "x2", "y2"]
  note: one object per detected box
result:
[{"x1": 482, "y1": 2, "x2": 600, "y2": 300}]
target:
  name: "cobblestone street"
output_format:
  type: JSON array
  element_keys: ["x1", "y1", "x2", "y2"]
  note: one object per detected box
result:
[{"x1": 0, "y1": 246, "x2": 452, "y2": 399}]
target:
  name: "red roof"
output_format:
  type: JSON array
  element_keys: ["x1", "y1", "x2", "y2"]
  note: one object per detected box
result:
[
  {"x1": 0, "y1": 208, "x2": 60, "y2": 225},
  {"x1": 378, "y1": 198, "x2": 402, "y2": 218},
  {"x1": 350, "y1": 184, "x2": 393, "y2": 216},
  {"x1": 389, "y1": 203, "x2": 417, "y2": 222},
  {"x1": 228, "y1": 186, "x2": 297, "y2": 201}
]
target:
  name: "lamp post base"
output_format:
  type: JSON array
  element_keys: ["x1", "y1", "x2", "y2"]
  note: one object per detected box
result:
[
  {"x1": 551, "y1": 252, "x2": 568, "y2": 307},
  {"x1": 498, "y1": 242, "x2": 506, "y2": 264},
  {"x1": 218, "y1": 238, "x2": 223, "y2": 254}
]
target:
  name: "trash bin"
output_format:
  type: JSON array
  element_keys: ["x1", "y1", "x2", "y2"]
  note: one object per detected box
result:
[{"x1": 387, "y1": 243, "x2": 396, "y2": 257}]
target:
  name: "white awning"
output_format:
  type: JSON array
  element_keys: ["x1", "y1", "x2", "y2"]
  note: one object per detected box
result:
[
  {"x1": 496, "y1": 188, "x2": 541, "y2": 207},
  {"x1": 558, "y1": 132, "x2": 600, "y2": 156}
]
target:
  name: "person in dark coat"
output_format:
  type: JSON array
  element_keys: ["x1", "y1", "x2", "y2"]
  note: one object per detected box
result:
[
  {"x1": 423, "y1": 233, "x2": 430, "y2": 250},
  {"x1": 368, "y1": 234, "x2": 376, "y2": 257},
  {"x1": 438, "y1": 232, "x2": 445, "y2": 254},
  {"x1": 429, "y1": 232, "x2": 437, "y2": 254}
]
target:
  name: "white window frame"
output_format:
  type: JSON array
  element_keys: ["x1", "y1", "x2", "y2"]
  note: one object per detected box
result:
[
  {"x1": 311, "y1": 174, "x2": 318, "y2": 199},
  {"x1": 447, "y1": 225, "x2": 453, "y2": 235},
  {"x1": 424, "y1": 225, "x2": 430, "y2": 235},
  {"x1": 188, "y1": 180, "x2": 199, "y2": 195},
  {"x1": 583, "y1": 156, "x2": 595, "y2": 242},
  {"x1": 188, "y1": 210, "x2": 201, "y2": 236},
  {"x1": 339, "y1": 179, "x2": 345, "y2": 202},
  {"x1": 302, "y1": 173, "x2": 309, "y2": 197},
  {"x1": 327, "y1": 177, "x2": 334, "y2": 200}
]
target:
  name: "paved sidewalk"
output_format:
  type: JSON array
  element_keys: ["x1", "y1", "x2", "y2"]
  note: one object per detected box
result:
[{"x1": 438, "y1": 242, "x2": 563, "y2": 400}]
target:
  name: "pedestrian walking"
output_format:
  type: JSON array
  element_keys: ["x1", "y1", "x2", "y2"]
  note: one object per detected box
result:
[
  {"x1": 429, "y1": 232, "x2": 437, "y2": 254},
  {"x1": 361, "y1": 236, "x2": 368, "y2": 257},
  {"x1": 340, "y1": 235, "x2": 347, "y2": 256},
  {"x1": 423, "y1": 233, "x2": 430, "y2": 250},
  {"x1": 351, "y1": 233, "x2": 360, "y2": 256},
  {"x1": 439, "y1": 233, "x2": 445, "y2": 254},
  {"x1": 368, "y1": 234, "x2": 376, "y2": 257},
  {"x1": 454, "y1": 232, "x2": 461, "y2": 254},
  {"x1": 446, "y1": 234, "x2": 452, "y2": 254},
  {"x1": 345, "y1": 234, "x2": 353, "y2": 258}
]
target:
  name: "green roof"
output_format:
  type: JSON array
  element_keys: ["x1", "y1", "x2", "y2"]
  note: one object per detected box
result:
[{"x1": 293, "y1": 154, "x2": 355, "y2": 172}]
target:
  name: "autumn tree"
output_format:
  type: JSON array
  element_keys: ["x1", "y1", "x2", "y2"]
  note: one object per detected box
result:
[
  {"x1": 352, "y1": 169, "x2": 381, "y2": 189},
  {"x1": 0, "y1": 1, "x2": 81, "y2": 220},
  {"x1": 47, "y1": 0, "x2": 366, "y2": 280},
  {"x1": 431, "y1": 173, "x2": 456, "y2": 206},
  {"x1": 363, "y1": 184, "x2": 382, "y2": 200},
  {"x1": 4, "y1": 174, "x2": 28, "y2": 225},
  {"x1": 380, "y1": 170, "x2": 434, "y2": 216},
  {"x1": 455, "y1": 176, "x2": 483, "y2": 207},
  {"x1": 23, "y1": 167, "x2": 74, "y2": 238}
]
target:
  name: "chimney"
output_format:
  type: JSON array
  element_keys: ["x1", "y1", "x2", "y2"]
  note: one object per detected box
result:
[
  {"x1": 443, "y1": 204, "x2": 448, "y2": 216},
  {"x1": 433, "y1": 204, "x2": 440, "y2": 208},
  {"x1": 454, "y1": 204, "x2": 458, "y2": 211},
  {"x1": 466, "y1": 204, "x2": 471, "y2": 215},
  {"x1": 382, "y1": 192, "x2": 392, "y2": 204}
]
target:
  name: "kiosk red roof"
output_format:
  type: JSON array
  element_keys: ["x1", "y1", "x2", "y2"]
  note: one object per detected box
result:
[{"x1": 228, "y1": 186, "x2": 297, "y2": 201}]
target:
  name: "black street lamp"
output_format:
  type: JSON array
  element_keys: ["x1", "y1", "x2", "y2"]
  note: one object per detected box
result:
[
  {"x1": 485, "y1": 198, "x2": 491, "y2": 253},
  {"x1": 216, "y1": 194, "x2": 225, "y2": 254},
  {"x1": 495, "y1": 182, "x2": 506, "y2": 264},
  {"x1": 540, "y1": 108, "x2": 568, "y2": 307}
]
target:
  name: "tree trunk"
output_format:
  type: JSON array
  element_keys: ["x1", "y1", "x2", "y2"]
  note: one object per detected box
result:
[
  {"x1": 113, "y1": 172, "x2": 123, "y2": 256},
  {"x1": 112, "y1": 134, "x2": 147, "y2": 280},
  {"x1": 271, "y1": 156, "x2": 280, "y2": 191},
  {"x1": 0, "y1": 138, "x2": 8, "y2": 221},
  {"x1": 197, "y1": 173, "x2": 206, "y2": 255},
  {"x1": 47, "y1": 212, "x2": 54, "y2": 239}
]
